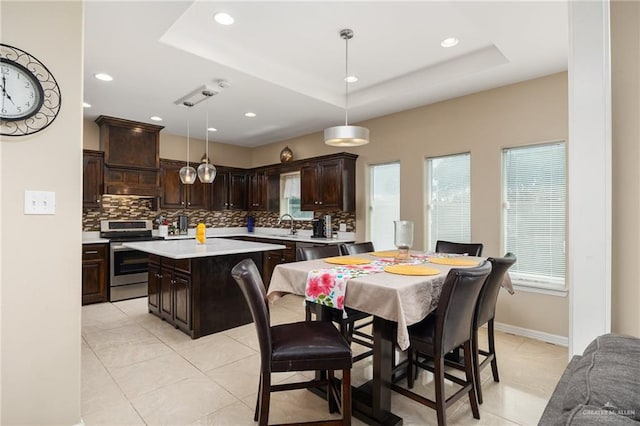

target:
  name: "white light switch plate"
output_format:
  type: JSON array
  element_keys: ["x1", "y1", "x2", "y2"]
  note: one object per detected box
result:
[
  {"x1": 24, "y1": 190, "x2": 56, "y2": 215},
  {"x1": 339, "y1": 223, "x2": 347, "y2": 232}
]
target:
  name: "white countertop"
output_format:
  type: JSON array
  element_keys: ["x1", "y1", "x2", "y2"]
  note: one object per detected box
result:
[
  {"x1": 159, "y1": 227, "x2": 355, "y2": 244},
  {"x1": 82, "y1": 227, "x2": 355, "y2": 245},
  {"x1": 82, "y1": 231, "x2": 109, "y2": 244},
  {"x1": 122, "y1": 238, "x2": 287, "y2": 259}
]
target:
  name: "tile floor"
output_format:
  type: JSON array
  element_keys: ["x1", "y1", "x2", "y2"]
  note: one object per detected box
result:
[{"x1": 82, "y1": 295, "x2": 568, "y2": 425}]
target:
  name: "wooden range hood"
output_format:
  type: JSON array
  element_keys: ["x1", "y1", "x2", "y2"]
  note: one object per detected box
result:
[{"x1": 96, "y1": 115, "x2": 164, "y2": 197}]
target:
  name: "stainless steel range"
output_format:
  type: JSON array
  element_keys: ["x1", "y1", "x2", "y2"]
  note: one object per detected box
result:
[{"x1": 100, "y1": 219, "x2": 161, "y2": 302}]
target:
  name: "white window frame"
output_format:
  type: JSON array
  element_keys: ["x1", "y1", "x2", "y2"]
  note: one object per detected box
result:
[
  {"x1": 279, "y1": 171, "x2": 313, "y2": 221},
  {"x1": 425, "y1": 152, "x2": 471, "y2": 251},
  {"x1": 367, "y1": 161, "x2": 400, "y2": 250},
  {"x1": 501, "y1": 141, "x2": 567, "y2": 294}
]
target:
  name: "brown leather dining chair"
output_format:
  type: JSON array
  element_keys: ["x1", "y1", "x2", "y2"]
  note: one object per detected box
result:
[
  {"x1": 435, "y1": 240, "x2": 484, "y2": 257},
  {"x1": 231, "y1": 259, "x2": 353, "y2": 426},
  {"x1": 391, "y1": 261, "x2": 491, "y2": 426},
  {"x1": 471, "y1": 253, "x2": 516, "y2": 404},
  {"x1": 339, "y1": 242, "x2": 375, "y2": 255},
  {"x1": 297, "y1": 245, "x2": 374, "y2": 363}
]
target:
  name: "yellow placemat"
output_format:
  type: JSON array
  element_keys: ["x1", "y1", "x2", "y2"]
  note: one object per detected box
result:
[
  {"x1": 324, "y1": 256, "x2": 371, "y2": 265},
  {"x1": 370, "y1": 250, "x2": 399, "y2": 257},
  {"x1": 428, "y1": 257, "x2": 479, "y2": 266},
  {"x1": 384, "y1": 265, "x2": 441, "y2": 276}
]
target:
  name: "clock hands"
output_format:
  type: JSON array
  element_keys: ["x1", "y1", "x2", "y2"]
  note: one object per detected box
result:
[{"x1": 1, "y1": 74, "x2": 16, "y2": 106}]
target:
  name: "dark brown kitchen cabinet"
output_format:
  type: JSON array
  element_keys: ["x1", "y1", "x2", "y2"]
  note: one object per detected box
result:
[
  {"x1": 147, "y1": 253, "x2": 259, "y2": 339},
  {"x1": 150, "y1": 254, "x2": 192, "y2": 334},
  {"x1": 83, "y1": 150, "x2": 104, "y2": 209},
  {"x1": 248, "y1": 170, "x2": 267, "y2": 210},
  {"x1": 210, "y1": 167, "x2": 247, "y2": 210},
  {"x1": 148, "y1": 256, "x2": 161, "y2": 315},
  {"x1": 82, "y1": 244, "x2": 108, "y2": 305},
  {"x1": 96, "y1": 115, "x2": 163, "y2": 196},
  {"x1": 300, "y1": 153, "x2": 357, "y2": 212},
  {"x1": 160, "y1": 159, "x2": 208, "y2": 210}
]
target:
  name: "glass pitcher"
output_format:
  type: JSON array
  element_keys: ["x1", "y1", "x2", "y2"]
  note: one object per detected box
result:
[{"x1": 394, "y1": 220, "x2": 414, "y2": 260}]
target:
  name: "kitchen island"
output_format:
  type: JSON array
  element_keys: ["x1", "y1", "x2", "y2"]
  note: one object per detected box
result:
[{"x1": 124, "y1": 238, "x2": 286, "y2": 338}]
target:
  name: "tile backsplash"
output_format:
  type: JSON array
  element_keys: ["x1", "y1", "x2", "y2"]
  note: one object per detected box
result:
[{"x1": 83, "y1": 195, "x2": 355, "y2": 232}]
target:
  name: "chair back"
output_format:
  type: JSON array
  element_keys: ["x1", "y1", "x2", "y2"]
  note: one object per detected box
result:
[
  {"x1": 297, "y1": 245, "x2": 341, "y2": 261},
  {"x1": 435, "y1": 240, "x2": 484, "y2": 256},
  {"x1": 435, "y1": 261, "x2": 491, "y2": 355},
  {"x1": 231, "y1": 259, "x2": 272, "y2": 371},
  {"x1": 339, "y1": 242, "x2": 375, "y2": 255},
  {"x1": 475, "y1": 253, "x2": 517, "y2": 328}
]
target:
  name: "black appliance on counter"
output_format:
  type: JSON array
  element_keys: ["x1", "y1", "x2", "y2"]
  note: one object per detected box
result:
[
  {"x1": 100, "y1": 219, "x2": 162, "y2": 302},
  {"x1": 312, "y1": 219, "x2": 326, "y2": 238}
]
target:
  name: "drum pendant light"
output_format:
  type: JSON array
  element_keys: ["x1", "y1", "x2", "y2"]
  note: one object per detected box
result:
[
  {"x1": 324, "y1": 29, "x2": 370, "y2": 147},
  {"x1": 179, "y1": 116, "x2": 197, "y2": 184},
  {"x1": 197, "y1": 111, "x2": 217, "y2": 183}
]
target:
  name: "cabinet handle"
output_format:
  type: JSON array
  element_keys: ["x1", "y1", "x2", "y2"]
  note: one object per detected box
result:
[
  {"x1": 230, "y1": 204, "x2": 234, "y2": 207},
  {"x1": 187, "y1": 202, "x2": 191, "y2": 206},
  {"x1": 84, "y1": 250, "x2": 98, "y2": 254},
  {"x1": 319, "y1": 201, "x2": 323, "y2": 205},
  {"x1": 96, "y1": 199, "x2": 100, "y2": 203}
]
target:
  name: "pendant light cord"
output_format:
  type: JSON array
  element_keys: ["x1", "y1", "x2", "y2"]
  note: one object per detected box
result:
[
  {"x1": 344, "y1": 33, "x2": 349, "y2": 126},
  {"x1": 186, "y1": 118, "x2": 190, "y2": 167},
  {"x1": 205, "y1": 111, "x2": 209, "y2": 163}
]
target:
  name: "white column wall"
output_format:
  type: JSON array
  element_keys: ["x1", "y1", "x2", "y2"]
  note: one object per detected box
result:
[{"x1": 568, "y1": 0, "x2": 612, "y2": 356}]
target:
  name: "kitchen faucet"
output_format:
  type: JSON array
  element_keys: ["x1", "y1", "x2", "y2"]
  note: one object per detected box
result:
[{"x1": 278, "y1": 214, "x2": 297, "y2": 235}]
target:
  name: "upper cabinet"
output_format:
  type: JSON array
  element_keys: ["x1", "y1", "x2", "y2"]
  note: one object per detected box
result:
[
  {"x1": 210, "y1": 167, "x2": 248, "y2": 210},
  {"x1": 300, "y1": 153, "x2": 357, "y2": 212},
  {"x1": 83, "y1": 150, "x2": 104, "y2": 209},
  {"x1": 96, "y1": 116, "x2": 163, "y2": 197},
  {"x1": 159, "y1": 159, "x2": 208, "y2": 210},
  {"x1": 248, "y1": 170, "x2": 267, "y2": 210}
]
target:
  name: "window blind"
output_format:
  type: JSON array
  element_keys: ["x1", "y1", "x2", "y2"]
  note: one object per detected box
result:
[
  {"x1": 503, "y1": 143, "x2": 566, "y2": 286},
  {"x1": 427, "y1": 153, "x2": 471, "y2": 250}
]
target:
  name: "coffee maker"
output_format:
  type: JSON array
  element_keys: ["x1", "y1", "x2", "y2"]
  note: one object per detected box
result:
[
  {"x1": 311, "y1": 215, "x2": 332, "y2": 238},
  {"x1": 312, "y1": 219, "x2": 325, "y2": 238},
  {"x1": 177, "y1": 215, "x2": 189, "y2": 235}
]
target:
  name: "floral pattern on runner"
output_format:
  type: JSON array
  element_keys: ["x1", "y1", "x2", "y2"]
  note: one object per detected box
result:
[{"x1": 305, "y1": 260, "x2": 390, "y2": 316}]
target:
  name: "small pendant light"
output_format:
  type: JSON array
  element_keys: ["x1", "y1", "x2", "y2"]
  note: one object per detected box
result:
[
  {"x1": 197, "y1": 111, "x2": 217, "y2": 183},
  {"x1": 324, "y1": 28, "x2": 370, "y2": 147},
  {"x1": 179, "y1": 115, "x2": 197, "y2": 184}
]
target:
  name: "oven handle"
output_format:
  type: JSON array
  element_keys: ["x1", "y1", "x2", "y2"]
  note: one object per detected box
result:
[{"x1": 111, "y1": 243, "x2": 137, "y2": 252}]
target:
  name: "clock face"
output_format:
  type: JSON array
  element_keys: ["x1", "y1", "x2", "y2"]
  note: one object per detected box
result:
[
  {"x1": 0, "y1": 59, "x2": 44, "y2": 121},
  {"x1": 0, "y1": 44, "x2": 61, "y2": 136}
]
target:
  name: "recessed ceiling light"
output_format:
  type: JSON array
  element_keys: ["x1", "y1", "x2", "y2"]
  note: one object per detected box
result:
[
  {"x1": 207, "y1": 127, "x2": 217, "y2": 132},
  {"x1": 214, "y1": 12, "x2": 234, "y2": 25},
  {"x1": 345, "y1": 76, "x2": 358, "y2": 83},
  {"x1": 150, "y1": 116, "x2": 162, "y2": 122},
  {"x1": 82, "y1": 102, "x2": 91, "y2": 108},
  {"x1": 94, "y1": 73, "x2": 113, "y2": 81},
  {"x1": 244, "y1": 112, "x2": 256, "y2": 118},
  {"x1": 441, "y1": 37, "x2": 459, "y2": 48}
]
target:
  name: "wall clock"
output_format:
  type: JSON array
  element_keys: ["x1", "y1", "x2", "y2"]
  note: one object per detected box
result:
[{"x1": 0, "y1": 43, "x2": 61, "y2": 137}]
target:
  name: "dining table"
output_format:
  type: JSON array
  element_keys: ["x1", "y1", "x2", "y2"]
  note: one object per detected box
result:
[{"x1": 267, "y1": 251, "x2": 490, "y2": 426}]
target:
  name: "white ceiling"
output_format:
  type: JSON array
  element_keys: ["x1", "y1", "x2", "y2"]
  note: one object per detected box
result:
[{"x1": 83, "y1": 1, "x2": 568, "y2": 147}]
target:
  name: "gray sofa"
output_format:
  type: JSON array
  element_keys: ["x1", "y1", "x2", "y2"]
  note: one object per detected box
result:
[{"x1": 538, "y1": 333, "x2": 640, "y2": 425}]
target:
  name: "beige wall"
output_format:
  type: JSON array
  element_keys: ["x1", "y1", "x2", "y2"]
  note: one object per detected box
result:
[
  {"x1": 1, "y1": 1, "x2": 83, "y2": 424},
  {"x1": 83, "y1": 118, "x2": 253, "y2": 168},
  {"x1": 611, "y1": 0, "x2": 640, "y2": 337},
  {"x1": 252, "y1": 73, "x2": 570, "y2": 338}
]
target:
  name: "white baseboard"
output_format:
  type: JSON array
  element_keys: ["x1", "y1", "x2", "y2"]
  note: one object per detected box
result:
[{"x1": 493, "y1": 321, "x2": 568, "y2": 347}]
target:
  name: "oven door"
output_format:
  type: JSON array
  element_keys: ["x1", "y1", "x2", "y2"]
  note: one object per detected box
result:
[{"x1": 110, "y1": 243, "x2": 149, "y2": 286}]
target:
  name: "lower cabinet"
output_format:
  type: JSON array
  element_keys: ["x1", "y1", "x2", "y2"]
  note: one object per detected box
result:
[
  {"x1": 149, "y1": 254, "x2": 192, "y2": 334},
  {"x1": 147, "y1": 252, "x2": 259, "y2": 339},
  {"x1": 82, "y1": 243, "x2": 108, "y2": 305}
]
